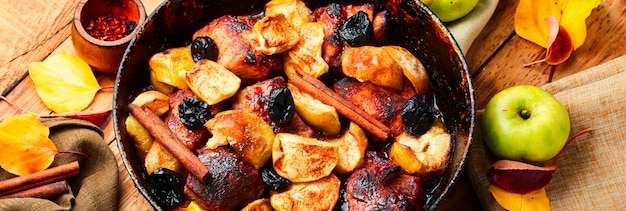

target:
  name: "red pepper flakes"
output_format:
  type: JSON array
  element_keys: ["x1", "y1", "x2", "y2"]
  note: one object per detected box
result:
[{"x1": 85, "y1": 14, "x2": 137, "y2": 41}]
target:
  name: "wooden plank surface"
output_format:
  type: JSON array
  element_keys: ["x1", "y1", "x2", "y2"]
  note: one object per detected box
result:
[
  {"x1": 470, "y1": 0, "x2": 626, "y2": 109},
  {"x1": 0, "y1": 0, "x2": 80, "y2": 95},
  {"x1": 0, "y1": 0, "x2": 624, "y2": 210},
  {"x1": 0, "y1": 0, "x2": 161, "y2": 209}
]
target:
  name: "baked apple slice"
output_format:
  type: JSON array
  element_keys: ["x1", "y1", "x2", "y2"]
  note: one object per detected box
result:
[
  {"x1": 341, "y1": 46, "x2": 405, "y2": 91},
  {"x1": 326, "y1": 122, "x2": 368, "y2": 175},
  {"x1": 388, "y1": 119, "x2": 451, "y2": 178},
  {"x1": 272, "y1": 133, "x2": 338, "y2": 182},
  {"x1": 205, "y1": 110, "x2": 275, "y2": 170},
  {"x1": 149, "y1": 47, "x2": 194, "y2": 90},
  {"x1": 270, "y1": 174, "x2": 340, "y2": 211}
]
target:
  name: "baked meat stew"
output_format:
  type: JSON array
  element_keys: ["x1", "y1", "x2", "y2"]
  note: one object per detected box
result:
[{"x1": 113, "y1": 0, "x2": 474, "y2": 210}]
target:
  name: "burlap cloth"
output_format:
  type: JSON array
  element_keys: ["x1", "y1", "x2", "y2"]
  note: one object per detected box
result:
[
  {"x1": 0, "y1": 118, "x2": 118, "y2": 211},
  {"x1": 467, "y1": 55, "x2": 626, "y2": 210}
]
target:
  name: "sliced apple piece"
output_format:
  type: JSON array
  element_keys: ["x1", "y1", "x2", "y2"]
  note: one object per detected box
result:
[
  {"x1": 341, "y1": 46, "x2": 404, "y2": 91},
  {"x1": 184, "y1": 201, "x2": 205, "y2": 211},
  {"x1": 149, "y1": 70, "x2": 174, "y2": 95},
  {"x1": 144, "y1": 142, "x2": 185, "y2": 175},
  {"x1": 284, "y1": 22, "x2": 329, "y2": 79},
  {"x1": 205, "y1": 110, "x2": 275, "y2": 169},
  {"x1": 264, "y1": 0, "x2": 313, "y2": 29},
  {"x1": 382, "y1": 46, "x2": 431, "y2": 96},
  {"x1": 184, "y1": 59, "x2": 241, "y2": 105},
  {"x1": 149, "y1": 47, "x2": 194, "y2": 90},
  {"x1": 287, "y1": 83, "x2": 340, "y2": 136},
  {"x1": 270, "y1": 174, "x2": 340, "y2": 211},
  {"x1": 272, "y1": 133, "x2": 338, "y2": 182},
  {"x1": 130, "y1": 90, "x2": 170, "y2": 117},
  {"x1": 126, "y1": 90, "x2": 170, "y2": 158},
  {"x1": 125, "y1": 116, "x2": 153, "y2": 159},
  {"x1": 241, "y1": 198, "x2": 273, "y2": 211},
  {"x1": 388, "y1": 119, "x2": 451, "y2": 177},
  {"x1": 253, "y1": 14, "x2": 300, "y2": 55},
  {"x1": 327, "y1": 122, "x2": 368, "y2": 175}
]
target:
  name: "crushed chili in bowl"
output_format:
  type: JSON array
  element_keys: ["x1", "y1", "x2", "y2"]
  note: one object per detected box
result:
[{"x1": 85, "y1": 14, "x2": 137, "y2": 41}]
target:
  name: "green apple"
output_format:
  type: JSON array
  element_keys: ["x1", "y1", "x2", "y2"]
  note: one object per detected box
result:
[
  {"x1": 481, "y1": 85, "x2": 570, "y2": 164},
  {"x1": 422, "y1": 0, "x2": 479, "y2": 22},
  {"x1": 421, "y1": 0, "x2": 435, "y2": 5}
]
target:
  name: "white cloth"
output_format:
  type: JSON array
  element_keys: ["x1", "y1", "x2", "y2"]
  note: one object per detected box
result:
[{"x1": 445, "y1": 0, "x2": 500, "y2": 54}]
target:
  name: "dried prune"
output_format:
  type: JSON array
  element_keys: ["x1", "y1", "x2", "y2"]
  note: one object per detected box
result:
[
  {"x1": 190, "y1": 36, "x2": 219, "y2": 62},
  {"x1": 178, "y1": 97, "x2": 211, "y2": 128},
  {"x1": 260, "y1": 166, "x2": 291, "y2": 192},
  {"x1": 268, "y1": 87, "x2": 295, "y2": 124},
  {"x1": 339, "y1": 11, "x2": 374, "y2": 47},
  {"x1": 148, "y1": 168, "x2": 185, "y2": 207},
  {"x1": 336, "y1": 182, "x2": 348, "y2": 211},
  {"x1": 401, "y1": 95, "x2": 435, "y2": 136}
]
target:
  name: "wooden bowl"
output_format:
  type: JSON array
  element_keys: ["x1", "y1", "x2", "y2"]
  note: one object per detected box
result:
[
  {"x1": 71, "y1": 0, "x2": 146, "y2": 73},
  {"x1": 113, "y1": 0, "x2": 475, "y2": 210}
]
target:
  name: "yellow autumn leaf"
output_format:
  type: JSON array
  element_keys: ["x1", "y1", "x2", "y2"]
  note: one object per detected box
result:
[
  {"x1": 559, "y1": 0, "x2": 601, "y2": 49},
  {"x1": 0, "y1": 114, "x2": 58, "y2": 176},
  {"x1": 489, "y1": 184, "x2": 551, "y2": 211},
  {"x1": 28, "y1": 51, "x2": 101, "y2": 113},
  {"x1": 514, "y1": 0, "x2": 600, "y2": 49},
  {"x1": 514, "y1": 0, "x2": 560, "y2": 48}
]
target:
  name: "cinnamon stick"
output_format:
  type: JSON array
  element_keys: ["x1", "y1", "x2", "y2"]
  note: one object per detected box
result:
[
  {"x1": 289, "y1": 70, "x2": 392, "y2": 141},
  {"x1": 0, "y1": 181, "x2": 69, "y2": 199},
  {"x1": 128, "y1": 104, "x2": 212, "y2": 183},
  {"x1": 0, "y1": 161, "x2": 79, "y2": 196}
]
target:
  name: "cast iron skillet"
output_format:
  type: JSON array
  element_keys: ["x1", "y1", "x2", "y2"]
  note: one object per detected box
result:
[{"x1": 113, "y1": 0, "x2": 475, "y2": 210}]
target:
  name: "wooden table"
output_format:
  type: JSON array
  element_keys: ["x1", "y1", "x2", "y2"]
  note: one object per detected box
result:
[{"x1": 1, "y1": 0, "x2": 624, "y2": 210}]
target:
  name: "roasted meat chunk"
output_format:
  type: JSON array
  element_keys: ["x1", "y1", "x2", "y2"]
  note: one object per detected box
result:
[
  {"x1": 185, "y1": 146, "x2": 265, "y2": 211},
  {"x1": 165, "y1": 90, "x2": 210, "y2": 151},
  {"x1": 193, "y1": 15, "x2": 283, "y2": 82},
  {"x1": 346, "y1": 151, "x2": 423, "y2": 210},
  {"x1": 232, "y1": 77, "x2": 315, "y2": 137},
  {"x1": 335, "y1": 77, "x2": 416, "y2": 136},
  {"x1": 313, "y1": 3, "x2": 388, "y2": 73}
]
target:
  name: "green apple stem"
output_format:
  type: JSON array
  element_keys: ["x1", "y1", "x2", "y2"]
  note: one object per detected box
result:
[
  {"x1": 548, "y1": 128, "x2": 593, "y2": 166},
  {"x1": 519, "y1": 109, "x2": 531, "y2": 119}
]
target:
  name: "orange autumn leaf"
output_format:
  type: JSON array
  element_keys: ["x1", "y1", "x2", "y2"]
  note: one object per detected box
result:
[
  {"x1": 489, "y1": 184, "x2": 551, "y2": 211},
  {"x1": 514, "y1": 0, "x2": 600, "y2": 65},
  {"x1": 28, "y1": 51, "x2": 101, "y2": 113},
  {"x1": 0, "y1": 114, "x2": 58, "y2": 176}
]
